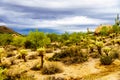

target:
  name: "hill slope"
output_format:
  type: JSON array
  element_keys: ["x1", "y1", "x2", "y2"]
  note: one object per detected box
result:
[{"x1": 0, "y1": 25, "x2": 19, "y2": 34}]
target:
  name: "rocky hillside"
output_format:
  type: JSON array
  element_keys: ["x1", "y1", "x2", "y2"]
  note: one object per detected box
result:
[{"x1": 0, "y1": 25, "x2": 19, "y2": 34}]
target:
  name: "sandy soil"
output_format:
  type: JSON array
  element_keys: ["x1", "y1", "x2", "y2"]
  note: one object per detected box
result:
[{"x1": 5, "y1": 51, "x2": 120, "y2": 80}]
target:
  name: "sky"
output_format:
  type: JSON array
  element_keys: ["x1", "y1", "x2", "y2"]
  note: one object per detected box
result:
[{"x1": 0, "y1": 0, "x2": 120, "y2": 34}]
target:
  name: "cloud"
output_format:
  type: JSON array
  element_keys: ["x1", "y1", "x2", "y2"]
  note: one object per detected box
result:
[
  {"x1": 0, "y1": 22, "x2": 6, "y2": 25},
  {"x1": 2, "y1": 0, "x2": 119, "y2": 9},
  {"x1": 0, "y1": 0, "x2": 119, "y2": 34},
  {"x1": 37, "y1": 16, "x2": 109, "y2": 28},
  {"x1": 4, "y1": 16, "x2": 109, "y2": 33}
]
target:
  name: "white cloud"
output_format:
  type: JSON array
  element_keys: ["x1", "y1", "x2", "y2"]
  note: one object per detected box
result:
[
  {"x1": 0, "y1": 22, "x2": 6, "y2": 25},
  {"x1": 36, "y1": 16, "x2": 109, "y2": 28},
  {"x1": 6, "y1": 16, "x2": 109, "y2": 33}
]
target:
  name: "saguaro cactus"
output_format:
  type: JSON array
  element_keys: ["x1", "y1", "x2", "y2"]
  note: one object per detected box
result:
[
  {"x1": 37, "y1": 47, "x2": 45, "y2": 68},
  {"x1": 115, "y1": 14, "x2": 120, "y2": 26}
]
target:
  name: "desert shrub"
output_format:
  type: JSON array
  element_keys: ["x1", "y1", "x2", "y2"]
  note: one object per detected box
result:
[
  {"x1": 24, "y1": 40, "x2": 33, "y2": 49},
  {"x1": 11, "y1": 36, "x2": 26, "y2": 47},
  {"x1": 15, "y1": 74, "x2": 35, "y2": 80},
  {"x1": 4, "y1": 74, "x2": 35, "y2": 80},
  {"x1": 0, "y1": 34, "x2": 13, "y2": 46},
  {"x1": 49, "y1": 46, "x2": 88, "y2": 64},
  {"x1": 46, "y1": 48, "x2": 53, "y2": 53},
  {"x1": 31, "y1": 63, "x2": 41, "y2": 70},
  {"x1": 100, "y1": 55, "x2": 113, "y2": 65},
  {"x1": 44, "y1": 76, "x2": 64, "y2": 80},
  {"x1": 0, "y1": 67, "x2": 6, "y2": 80},
  {"x1": 90, "y1": 53, "x2": 100, "y2": 58},
  {"x1": 110, "y1": 49, "x2": 119, "y2": 59},
  {"x1": 3, "y1": 68, "x2": 30, "y2": 80},
  {"x1": 41, "y1": 62, "x2": 63, "y2": 75}
]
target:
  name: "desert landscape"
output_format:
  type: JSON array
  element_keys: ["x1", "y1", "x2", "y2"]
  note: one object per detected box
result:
[{"x1": 0, "y1": 14, "x2": 120, "y2": 80}]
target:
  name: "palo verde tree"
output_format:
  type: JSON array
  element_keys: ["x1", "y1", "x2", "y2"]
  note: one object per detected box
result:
[
  {"x1": 47, "y1": 33, "x2": 60, "y2": 42},
  {"x1": 27, "y1": 30, "x2": 51, "y2": 49}
]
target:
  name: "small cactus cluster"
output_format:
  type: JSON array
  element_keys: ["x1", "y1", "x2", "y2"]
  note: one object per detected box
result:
[
  {"x1": 103, "y1": 47, "x2": 111, "y2": 56},
  {"x1": 37, "y1": 47, "x2": 45, "y2": 56},
  {"x1": 37, "y1": 47, "x2": 46, "y2": 69},
  {"x1": 19, "y1": 49, "x2": 28, "y2": 62},
  {"x1": 95, "y1": 41, "x2": 103, "y2": 55}
]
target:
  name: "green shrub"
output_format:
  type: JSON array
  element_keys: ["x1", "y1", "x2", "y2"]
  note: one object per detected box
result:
[
  {"x1": 27, "y1": 30, "x2": 51, "y2": 49},
  {"x1": 100, "y1": 55, "x2": 113, "y2": 65},
  {"x1": 41, "y1": 62, "x2": 63, "y2": 75},
  {"x1": 0, "y1": 34, "x2": 13, "y2": 46},
  {"x1": 11, "y1": 36, "x2": 26, "y2": 47},
  {"x1": 0, "y1": 67, "x2": 6, "y2": 80}
]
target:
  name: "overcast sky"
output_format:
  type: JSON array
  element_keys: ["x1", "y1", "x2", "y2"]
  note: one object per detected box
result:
[{"x1": 0, "y1": 0, "x2": 120, "y2": 34}]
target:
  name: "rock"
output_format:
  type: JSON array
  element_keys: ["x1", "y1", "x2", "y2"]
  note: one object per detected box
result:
[{"x1": 95, "y1": 24, "x2": 112, "y2": 35}]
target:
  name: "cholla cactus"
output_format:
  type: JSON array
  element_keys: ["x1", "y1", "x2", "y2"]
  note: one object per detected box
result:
[
  {"x1": 0, "y1": 48, "x2": 6, "y2": 62},
  {"x1": 37, "y1": 47, "x2": 46, "y2": 68},
  {"x1": 109, "y1": 33, "x2": 114, "y2": 38},
  {"x1": 103, "y1": 47, "x2": 111, "y2": 56},
  {"x1": 89, "y1": 44, "x2": 94, "y2": 53},
  {"x1": 116, "y1": 39, "x2": 120, "y2": 45},
  {"x1": 89, "y1": 40, "x2": 95, "y2": 44},
  {"x1": 95, "y1": 41, "x2": 103, "y2": 55},
  {"x1": 111, "y1": 39, "x2": 116, "y2": 45},
  {"x1": 37, "y1": 47, "x2": 45, "y2": 56},
  {"x1": 19, "y1": 49, "x2": 28, "y2": 62}
]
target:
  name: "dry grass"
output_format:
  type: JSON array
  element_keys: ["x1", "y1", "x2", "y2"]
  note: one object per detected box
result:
[{"x1": 41, "y1": 62, "x2": 63, "y2": 75}]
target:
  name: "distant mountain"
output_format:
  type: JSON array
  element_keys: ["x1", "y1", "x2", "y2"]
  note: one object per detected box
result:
[{"x1": 0, "y1": 25, "x2": 20, "y2": 34}]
